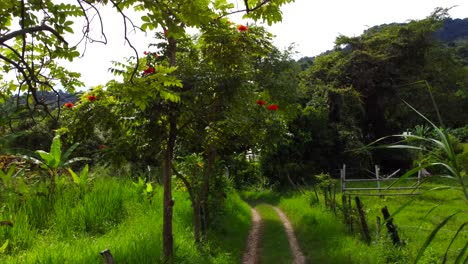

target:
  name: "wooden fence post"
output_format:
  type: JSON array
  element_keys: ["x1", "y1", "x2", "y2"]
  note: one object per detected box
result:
[
  {"x1": 100, "y1": 249, "x2": 114, "y2": 264},
  {"x1": 381, "y1": 206, "x2": 401, "y2": 245},
  {"x1": 348, "y1": 195, "x2": 353, "y2": 233},
  {"x1": 340, "y1": 164, "x2": 346, "y2": 195},
  {"x1": 376, "y1": 216, "x2": 381, "y2": 241},
  {"x1": 355, "y1": 196, "x2": 371, "y2": 244},
  {"x1": 342, "y1": 195, "x2": 352, "y2": 233},
  {"x1": 375, "y1": 165, "x2": 382, "y2": 198}
]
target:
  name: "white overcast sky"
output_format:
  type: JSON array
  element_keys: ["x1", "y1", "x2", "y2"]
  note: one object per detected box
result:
[{"x1": 62, "y1": 0, "x2": 468, "y2": 89}]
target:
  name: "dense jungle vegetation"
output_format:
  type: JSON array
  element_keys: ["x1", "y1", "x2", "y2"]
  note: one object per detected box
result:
[{"x1": 0, "y1": 1, "x2": 467, "y2": 263}]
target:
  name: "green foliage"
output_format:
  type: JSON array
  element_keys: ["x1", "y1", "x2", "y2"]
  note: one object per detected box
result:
[
  {"x1": 365, "y1": 102, "x2": 467, "y2": 263},
  {"x1": 300, "y1": 9, "x2": 468, "y2": 170},
  {"x1": 23, "y1": 135, "x2": 88, "y2": 177},
  {"x1": 242, "y1": 0, "x2": 295, "y2": 26},
  {"x1": 0, "y1": 240, "x2": 8, "y2": 254},
  {"x1": 0, "y1": 173, "x2": 251, "y2": 263},
  {"x1": 132, "y1": 177, "x2": 155, "y2": 202}
]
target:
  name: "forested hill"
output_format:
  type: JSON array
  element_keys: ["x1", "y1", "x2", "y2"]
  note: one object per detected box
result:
[
  {"x1": 289, "y1": 12, "x2": 468, "y2": 178},
  {"x1": 434, "y1": 18, "x2": 468, "y2": 42},
  {"x1": 362, "y1": 18, "x2": 468, "y2": 42}
]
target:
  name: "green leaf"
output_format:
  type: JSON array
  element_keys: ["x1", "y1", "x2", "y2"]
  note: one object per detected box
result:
[
  {"x1": 36, "y1": 150, "x2": 54, "y2": 167},
  {"x1": 50, "y1": 135, "x2": 62, "y2": 168},
  {"x1": 443, "y1": 222, "x2": 467, "y2": 263},
  {"x1": 146, "y1": 182, "x2": 153, "y2": 193},
  {"x1": 79, "y1": 164, "x2": 89, "y2": 184},
  {"x1": 68, "y1": 167, "x2": 80, "y2": 184},
  {"x1": 0, "y1": 164, "x2": 15, "y2": 188},
  {"x1": 62, "y1": 142, "x2": 80, "y2": 165},
  {"x1": 64, "y1": 26, "x2": 74, "y2": 33},
  {"x1": 414, "y1": 212, "x2": 461, "y2": 263},
  {"x1": 63, "y1": 157, "x2": 91, "y2": 167},
  {"x1": 0, "y1": 240, "x2": 8, "y2": 253},
  {"x1": 455, "y1": 239, "x2": 468, "y2": 264},
  {"x1": 16, "y1": 177, "x2": 29, "y2": 195}
]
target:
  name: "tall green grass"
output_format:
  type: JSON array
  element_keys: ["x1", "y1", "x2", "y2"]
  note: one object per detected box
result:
[
  {"x1": 243, "y1": 190, "x2": 377, "y2": 263},
  {"x1": 243, "y1": 187, "x2": 466, "y2": 264},
  {"x1": 0, "y1": 172, "x2": 251, "y2": 263}
]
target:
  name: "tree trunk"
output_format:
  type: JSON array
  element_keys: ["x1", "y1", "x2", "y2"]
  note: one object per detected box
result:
[
  {"x1": 193, "y1": 198, "x2": 201, "y2": 243},
  {"x1": 162, "y1": 34, "x2": 178, "y2": 262},
  {"x1": 162, "y1": 115, "x2": 176, "y2": 262},
  {"x1": 201, "y1": 145, "x2": 215, "y2": 240}
]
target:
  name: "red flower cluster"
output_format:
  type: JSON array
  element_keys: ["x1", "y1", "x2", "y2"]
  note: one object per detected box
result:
[
  {"x1": 64, "y1": 102, "x2": 74, "y2": 108},
  {"x1": 143, "y1": 66, "x2": 155, "y2": 75},
  {"x1": 256, "y1": 99, "x2": 278, "y2": 111},
  {"x1": 237, "y1": 24, "x2": 248, "y2": 32},
  {"x1": 143, "y1": 51, "x2": 148, "y2": 55},
  {"x1": 87, "y1": 95, "x2": 97, "y2": 101},
  {"x1": 98, "y1": 144, "x2": 106, "y2": 150},
  {"x1": 267, "y1": 104, "x2": 278, "y2": 111}
]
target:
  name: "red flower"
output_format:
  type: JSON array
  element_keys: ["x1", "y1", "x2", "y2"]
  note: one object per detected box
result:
[
  {"x1": 98, "y1": 145, "x2": 106, "y2": 150},
  {"x1": 64, "y1": 102, "x2": 74, "y2": 108},
  {"x1": 237, "y1": 24, "x2": 248, "y2": 32},
  {"x1": 143, "y1": 66, "x2": 155, "y2": 75},
  {"x1": 256, "y1": 99, "x2": 266, "y2": 106},
  {"x1": 267, "y1": 104, "x2": 278, "y2": 111},
  {"x1": 143, "y1": 51, "x2": 148, "y2": 55},
  {"x1": 87, "y1": 95, "x2": 97, "y2": 101}
]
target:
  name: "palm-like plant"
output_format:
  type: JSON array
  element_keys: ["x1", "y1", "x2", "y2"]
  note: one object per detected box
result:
[
  {"x1": 22, "y1": 135, "x2": 89, "y2": 178},
  {"x1": 366, "y1": 102, "x2": 467, "y2": 263}
]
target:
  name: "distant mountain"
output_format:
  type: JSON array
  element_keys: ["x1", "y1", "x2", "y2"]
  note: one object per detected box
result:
[{"x1": 10, "y1": 90, "x2": 79, "y2": 108}]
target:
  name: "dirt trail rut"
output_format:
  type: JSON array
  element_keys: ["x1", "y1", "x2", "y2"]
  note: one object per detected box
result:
[
  {"x1": 272, "y1": 206, "x2": 306, "y2": 264},
  {"x1": 242, "y1": 204, "x2": 306, "y2": 264},
  {"x1": 242, "y1": 207, "x2": 262, "y2": 264}
]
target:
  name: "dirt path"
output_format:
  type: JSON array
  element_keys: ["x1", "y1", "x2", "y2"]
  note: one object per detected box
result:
[
  {"x1": 242, "y1": 205, "x2": 306, "y2": 264},
  {"x1": 272, "y1": 206, "x2": 306, "y2": 264},
  {"x1": 242, "y1": 207, "x2": 262, "y2": 264}
]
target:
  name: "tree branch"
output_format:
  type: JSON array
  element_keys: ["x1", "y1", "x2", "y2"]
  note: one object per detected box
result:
[
  {"x1": 108, "y1": 0, "x2": 140, "y2": 82},
  {"x1": 171, "y1": 164, "x2": 195, "y2": 204},
  {"x1": 0, "y1": 25, "x2": 68, "y2": 45},
  {"x1": 219, "y1": 0, "x2": 272, "y2": 18}
]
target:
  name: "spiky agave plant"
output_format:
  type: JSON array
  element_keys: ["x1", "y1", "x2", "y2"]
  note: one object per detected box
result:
[{"x1": 365, "y1": 101, "x2": 467, "y2": 264}]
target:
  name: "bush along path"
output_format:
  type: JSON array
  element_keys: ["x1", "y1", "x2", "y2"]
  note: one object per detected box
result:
[{"x1": 242, "y1": 204, "x2": 306, "y2": 264}]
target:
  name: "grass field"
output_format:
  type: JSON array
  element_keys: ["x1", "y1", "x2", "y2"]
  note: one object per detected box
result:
[
  {"x1": 1, "y1": 167, "x2": 466, "y2": 263},
  {"x1": 0, "y1": 173, "x2": 252, "y2": 263},
  {"x1": 243, "y1": 176, "x2": 467, "y2": 264}
]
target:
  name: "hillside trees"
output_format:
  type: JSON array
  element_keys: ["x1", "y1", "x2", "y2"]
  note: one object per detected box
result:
[{"x1": 300, "y1": 9, "x2": 468, "y2": 170}]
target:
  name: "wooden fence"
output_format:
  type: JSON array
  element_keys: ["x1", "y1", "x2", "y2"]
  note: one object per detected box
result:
[{"x1": 340, "y1": 164, "x2": 422, "y2": 197}]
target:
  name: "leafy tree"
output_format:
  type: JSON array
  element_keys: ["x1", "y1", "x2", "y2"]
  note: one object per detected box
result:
[{"x1": 300, "y1": 9, "x2": 468, "y2": 170}]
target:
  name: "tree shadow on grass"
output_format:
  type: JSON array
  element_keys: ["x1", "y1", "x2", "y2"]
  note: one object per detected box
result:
[{"x1": 240, "y1": 189, "x2": 296, "y2": 207}]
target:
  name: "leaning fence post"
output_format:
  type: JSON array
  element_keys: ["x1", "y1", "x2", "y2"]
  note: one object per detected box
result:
[
  {"x1": 376, "y1": 216, "x2": 381, "y2": 241},
  {"x1": 348, "y1": 195, "x2": 354, "y2": 233},
  {"x1": 355, "y1": 196, "x2": 371, "y2": 244},
  {"x1": 381, "y1": 206, "x2": 401, "y2": 245},
  {"x1": 100, "y1": 249, "x2": 115, "y2": 264}
]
